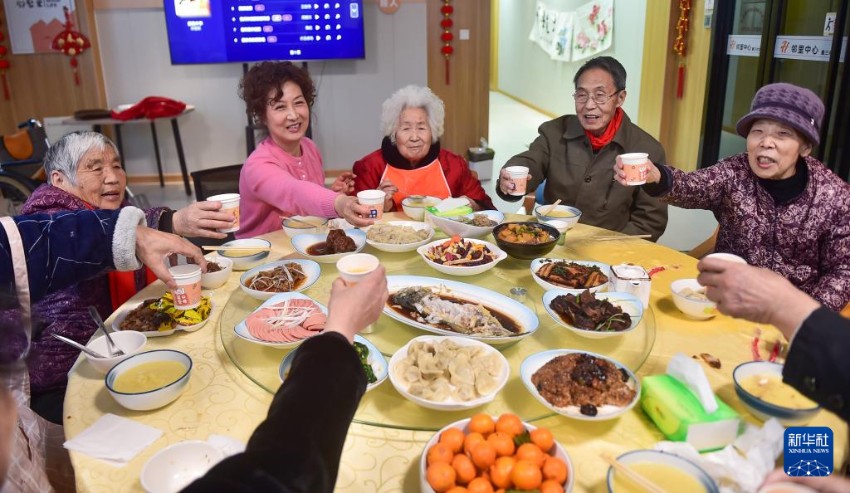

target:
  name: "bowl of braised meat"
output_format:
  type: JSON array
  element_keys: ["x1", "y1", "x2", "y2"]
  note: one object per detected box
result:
[
  {"x1": 521, "y1": 349, "x2": 639, "y2": 421},
  {"x1": 542, "y1": 289, "x2": 643, "y2": 339},
  {"x1": 201, "y1": 254, "x2": 233, "y2": 289},
  {"x1": 493, "y1": 222, "x2": 559, "y2": 259},
  {"x1": 531, "y1": 258, "x2": 610, "y2": 294},
  {"x1": 291, "y1": 228, "x2": 366, "y2": 264},
  {"x1": 239, "y1": 259, "x2": 321, "y2": 300}
]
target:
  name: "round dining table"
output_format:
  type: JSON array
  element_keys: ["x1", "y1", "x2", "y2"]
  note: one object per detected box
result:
[{"x1": 64, "y1": 212, "x2": 848, "y2": 492}]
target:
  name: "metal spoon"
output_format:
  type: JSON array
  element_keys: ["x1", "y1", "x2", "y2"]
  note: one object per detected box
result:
[
  {"x1": 88, "y1": 306, "x2": 125, "y2": 357},
  {"x1": 51, "y1": 333, "x2": 107, "y2": 359}
]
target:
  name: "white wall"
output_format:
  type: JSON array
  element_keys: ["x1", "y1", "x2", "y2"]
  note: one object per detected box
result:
[
  {"x1": 497, "y1": 0, "x2": 647, "y2": 120},
  {"x1": 94, "y1": 3, "x2": 427, "y2": 178}
]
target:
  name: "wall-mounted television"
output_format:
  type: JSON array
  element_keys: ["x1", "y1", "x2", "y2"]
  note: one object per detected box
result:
[{"x1": 163, "y1": 0, "x2": 365, "y2": 64}]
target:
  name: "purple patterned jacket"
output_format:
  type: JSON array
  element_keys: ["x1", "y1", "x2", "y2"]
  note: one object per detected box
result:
[
  {"x1": 658, "y1": 153, "x2": 850, "y2": 311},
  {"x1": 20, "y1": 185, "x2": 167, "y2": 394}
]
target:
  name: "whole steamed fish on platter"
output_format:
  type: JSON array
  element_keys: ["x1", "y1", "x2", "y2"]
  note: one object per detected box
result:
[{"x1": 384, "y1": 275, "x2": 539, "y2": 346}]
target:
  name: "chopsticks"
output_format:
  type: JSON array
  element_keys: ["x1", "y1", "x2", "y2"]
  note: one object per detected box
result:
[
  {"x1": 590, "y1": 234, "x2": 653, "y2": 241},
  {"x1": 201, "y1": 246, "x2": 273, "y2": 252},
  {"x1": 600, "y1": 453, "x2": 666, "y2": 493},
  {"x1": 538, "y1": 199, "x2": 562, "y2": 217},
  {"x1": 279, "y1": 215, "x2": 325, "y2": 228}
]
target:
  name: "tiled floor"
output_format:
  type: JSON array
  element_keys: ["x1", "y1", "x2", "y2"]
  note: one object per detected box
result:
[{"x1": 136, "y1": 91, "x2": 716, "y2": 250}]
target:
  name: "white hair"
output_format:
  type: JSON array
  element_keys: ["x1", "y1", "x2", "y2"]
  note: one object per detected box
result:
[
  {"x1": 44, "y1": 131, "x2": 119, "y2": 186},
  {"x1": 381, "y1": 85, "x2": 445, "y2": 144}
]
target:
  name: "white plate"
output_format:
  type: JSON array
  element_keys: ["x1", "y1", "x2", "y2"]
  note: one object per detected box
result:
[
  {"x1": 239, "y1": 259, "x2": 321, "y2": 300},
  {"x1": 419, "y1": 417, "x2": 575, "y2": 493},
  {"x1": 364, "y1": 221, "x2": 435, "y2": 253},
  {"x1": 425, "y1": 209, "x2": 505, "y2": 238},
  {"x1": 234, "y1": 292, "x2": 328, "y2": 349},
  {"x1": 290, "y1": 229, "x2": 366, "y2": 263},
  {"x1": 384, "y1": 275, "x2": 538, "y2": 345},
  {"x1": 278, "y1": 335, "x2": 387, "y2": 392},
  {"x1": 530, "y1": 258, "x2": 610, "y2": 294},
  {"x1": 388, "y1": 335, "x2": 509, "y2": 411},
  {"x1": 416, "y1": 237, "x2": 507, "y2": 277},
  {"x1": 112, "y1": 297, "x2": 213, "y2": 337},
  {"x1": 542, "y1": 290, "x2": 643, "y2": 339},
  {"x1": 520, "y1": 349, "x2": 640, "y2": 421}
]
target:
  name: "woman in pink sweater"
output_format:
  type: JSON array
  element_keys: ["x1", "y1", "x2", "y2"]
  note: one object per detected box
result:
[{"x1": 237, "y1": 62, "x2": 373, "y2": 238}]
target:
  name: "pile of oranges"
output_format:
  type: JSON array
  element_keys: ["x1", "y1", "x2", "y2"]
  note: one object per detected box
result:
[{"x1": 424, "y1": 413, "x2": 570, "y2": 493}]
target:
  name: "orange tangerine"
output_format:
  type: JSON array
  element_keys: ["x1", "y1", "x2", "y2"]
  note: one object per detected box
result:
[
  {"x1": 494, "y1": 413, "x2": 524, "y2": 438},
  {"x1": 451, "y1": 453, "x2": 477, "y2": 485},
  {"x1": 486, "y1": 431, "x2": 516, "y2": 457},
  {"x1": 542, "y1": 455, "x2": 569, "y2": 484},
  {"x1": 463, "y1": 432, "x2": 486, "y2": 456},
  {"x1": 446, "y1": 487, "x2": 469, "y2": 493},
  {"x1": 427, "y1": 442, "x2": 455, "y2": 466},
  {"x1": 530, "y1": 427, "x2": 555, "y2": 452},
  {"x1": 515, "y1": 443, "x2": 546, "y2": 468},
  {"x1": 440, "y1": 427, "x2": 466, "y2": 454},
  {"x1": 426, "y1": 462, "x2": 457, "y2": 492},
  {"x1": 466, "y1": 477, "x2": 495, "y2": 493},
  {"x1": 511, "y1": 459, "x2": 543, "y2": 491},
  {"x1": 540, "y1": 479, "x2": 566, "y2": 493},
  {"x1": 489, "y1": 456, "x2": 516, "y2": 489},
  {"x1": 470, "y1": 441, "x2": 497, "y2": 470},
  {"x1": 468, "y1": 414, "x2": 496, "y2": 437}
]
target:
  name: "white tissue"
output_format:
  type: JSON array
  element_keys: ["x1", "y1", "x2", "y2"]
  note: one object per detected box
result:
[
  {"x1": 667, "y1": 352, "x2": 718, "y2": 414},
  {"x1": 63, "y1": 414, "x2": 163, "y2": 466},
  {"x1": 433, "y1": 197, "x2": 470, "y2": 213}
]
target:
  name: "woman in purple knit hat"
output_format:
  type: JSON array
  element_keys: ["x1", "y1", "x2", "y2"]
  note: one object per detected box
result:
[{"x1": 614, "y1": 83, "x2": 850, "y2": 312}]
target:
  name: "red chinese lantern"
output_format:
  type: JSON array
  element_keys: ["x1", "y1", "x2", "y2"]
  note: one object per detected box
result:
[
  {"x1": 52, "y1": 6, "x2": 91, "y2": 86},
  {"x1": 0, "y1": 22, "x2": 9, "y2": 100},
  {"x1": 440, "y1": 0, "x2": 453, "y2": 85}
]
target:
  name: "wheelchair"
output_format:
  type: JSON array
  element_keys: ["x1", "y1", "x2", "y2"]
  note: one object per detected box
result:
[{"x1": 0, "y1": 119, "x2": 49, "y2": 216}]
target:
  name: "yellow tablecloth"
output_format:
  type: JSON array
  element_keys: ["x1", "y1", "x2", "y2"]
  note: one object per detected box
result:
[{"x1": 64, "y1": 213, "x2": 847, "y2": 492}]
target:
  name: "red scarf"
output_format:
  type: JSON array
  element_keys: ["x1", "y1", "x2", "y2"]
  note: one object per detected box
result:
[{"x1": 584, "y1": 107, "x2": 624, "y2": 151}]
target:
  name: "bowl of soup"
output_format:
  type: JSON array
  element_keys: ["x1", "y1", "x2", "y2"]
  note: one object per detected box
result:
[
  {"x1": 606, "y1": 449, "x2": 719, "y2": 493},
  {"x1": 670, "y1": 278, "x2": 717, "y2": 320},
  {"x1": 105, "y1": 349, "x2": 192, "y2": 411},
  {"x1": 217, "y1": 238, "x2": 271, "y2": 271},
  {"x1": 733, "y1": 361, "x2": 820, "y2": 426},
  {"x1": 534, "y1": 204, "x2": 582, "y2": 228},
  {"x1": 281, "y1": 215, "x2": 329, "y2": 238}
]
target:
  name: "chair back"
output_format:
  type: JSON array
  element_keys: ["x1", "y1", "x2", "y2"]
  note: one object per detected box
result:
[{"x1": 190, "y1": 164, "x2": 243, "y2": 203}]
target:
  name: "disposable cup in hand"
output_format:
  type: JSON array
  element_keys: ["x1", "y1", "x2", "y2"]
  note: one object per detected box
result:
[
  {"x1": 357, "y1": 190, "x2": 386, "y2": 220},
  {"x1": 504, "y1": 166, "x2": 529, "y2": 196},
  {"x1": 336, "y1": 253, "x2": 380, "y2": 284},
  {"x1": 207, "y1": 193, "x2": 240, "y2": 233},
  {"x1": 168, "y1": 264, "x2": 202, "y2": 310},
  {"x1": 619, "y1": 153, "x2": 649, "y2": 185}
]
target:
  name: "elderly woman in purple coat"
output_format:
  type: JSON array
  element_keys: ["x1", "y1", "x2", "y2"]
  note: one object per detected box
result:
[{"x1": 615, "y1": 83, "x2": 850, "y2": 312}]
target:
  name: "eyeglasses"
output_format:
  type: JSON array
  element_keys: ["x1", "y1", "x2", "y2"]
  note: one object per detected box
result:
[{"x1": 572, "y1": 90, "x2": 620, "y2": 105}]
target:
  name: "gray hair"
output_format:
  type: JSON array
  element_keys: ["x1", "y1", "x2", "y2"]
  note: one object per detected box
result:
[
  {"x1": 44, "y1": 131, "x2": 120, "y2": 186},
  {"x1": 381, "y1": 85, "x2": 445, "y2": 144}
]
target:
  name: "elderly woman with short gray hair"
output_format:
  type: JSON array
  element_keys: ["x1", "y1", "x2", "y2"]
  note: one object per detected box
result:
[
  {"x1": 352, "y1": 85, "x2": 494, "y2": 211},
  {"x1": 17, "y1": 130, "x2": 233, "y2": 424}
]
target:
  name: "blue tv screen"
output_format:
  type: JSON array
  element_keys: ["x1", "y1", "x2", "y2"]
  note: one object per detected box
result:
[{"x1": 164, "y1": 0, "x2": 365, "y2": 64}]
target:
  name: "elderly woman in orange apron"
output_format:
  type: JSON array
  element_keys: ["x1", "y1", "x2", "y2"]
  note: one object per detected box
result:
[{"x1": 351, "y1": 85, "x2": 495, "y2": 212}]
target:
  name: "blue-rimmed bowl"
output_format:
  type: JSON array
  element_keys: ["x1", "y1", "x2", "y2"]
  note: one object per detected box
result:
[
  {"x1": 105, "y1": 349, "x2": 192, "y2": 411},
  {"x1": 217, "y1": 238, "x2": 271, "y2": 271},
  {"x1": 534, "y1": 204, "x2": 582, "y2": 227},
  {"x1": 733, "y1": 361, "x2": 820, "y2": 426},
  {"x1": 606, "y1": 449, "x2": 719, "y2": 492},
  {"x1": 291, "y1": 229, "x2": 366, "y2": 264},
  {"x1": 239, "y1": 259, "x2": 321, "y2": 300}
]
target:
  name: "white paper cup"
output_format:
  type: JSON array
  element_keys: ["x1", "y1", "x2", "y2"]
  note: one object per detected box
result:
[
  {"x1": 168, "y1": 264, "x2": 202, "y2": 309},
  {"x1": 207, "y1": 193, "x2": 240, "y2": 233},
  {"x1": 504, "y1": 166, "x2": 529, "y2": 196},
  {"x1": 357, "y1": 190, "x2": 386, "y2": 220},
  {"x1": 619, "y1": 153, "x2": 649, "y2": 185},
  {"x1": 336, "y1": 253, "x2": 380, "y2": 284},
  {"x1": 704, "y1": 252, "x2": 747, "y2": 264},
  {"x1": 543, "y1": 219, "x2": 569, "y2": 245}
]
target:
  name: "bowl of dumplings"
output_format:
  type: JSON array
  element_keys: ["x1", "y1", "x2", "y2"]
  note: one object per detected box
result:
[{"x1": 388, "y1": 335, "x2": 509, "y2": 411}]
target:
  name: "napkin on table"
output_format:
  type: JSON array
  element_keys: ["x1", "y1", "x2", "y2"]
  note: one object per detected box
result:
[{"x1": 63, "y1": 413, "x2": 163, "y2": 466}]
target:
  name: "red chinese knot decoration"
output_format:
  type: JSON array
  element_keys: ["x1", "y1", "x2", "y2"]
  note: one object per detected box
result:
[
  {"x1": 52, "y1": 6, "x2": 91, "y2": 86},
  {"x1": 0, "y1": 19, "x2": 10, "y2": 100},
  {"x1": 672, "y1": 0, "x2": 691, "y2": 99},
  {"x1": 440, "y1": 1, "x2": 453, "y2": 85}
]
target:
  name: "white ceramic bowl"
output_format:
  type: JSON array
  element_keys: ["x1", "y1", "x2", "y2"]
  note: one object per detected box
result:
[
  {"x1": 279, "y1": 335, "x2": 388, "y2": 391},
  {"x1": 364, "y1": 221, "x2": 435, "y2": 253},
  {"x1": 416, "y1": 237, "x2": 506, "y2": 277},
  {"x1": 84, "y1": 330, "x2": 147, "y2": 374},
  {"x1": 425, "y1": 209, "x2": 505, "y2": 238},
  {"x1": 201, "y1": 255, "x2": 233, "y2": 290},
  {"x1": 521, "y1": 349, "x2": 640, "y2": 421},
  {"x1": 420, "y1": 417, "x2": 575, "y2": 493},
  {"x1": 534, "y1": 204, "x2": 582, "y2": 227},
  {"x1": 105, "y1": 349, "x2": 192, "y2": 411},
  {"x1": 239, "y1": 259, "x2": 321, "y2": 300},
  {"x1": 234, "y1": 292, "x2": 328, "y2": 349},
  {"x1": 542, "y1": 290, "x2": 643, "y2": 339},
  {"x1": 290, "y1": 229, "x2": 366, "y2": 264},
  {"x1": 670, "y1": 278, "x2": 717, "y2": 320},
  {"x1": 217, "y1": 238, "x2": 271, "y2": 271},
  {"x1": 606, "y1": 449, "x2": 719, "y2": 493},
  {"x1": 733, "y1": 361, "x2": 820, "y2": 426},
  {"x1": 140, "y1": 440, "x2": 224, "y2": 493},
  {"x1": 389, "y1": 335, "x2": 509, "y2": 411},
  {"x1": 281, "y1": 215, "x2": 329, "y2": 237},
  {"x1": 401, "y1": 195, "x2": 441, "y2": 220},
  {"x1": 530, "y1": 258, "x2": 610, "y2": 294}
]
